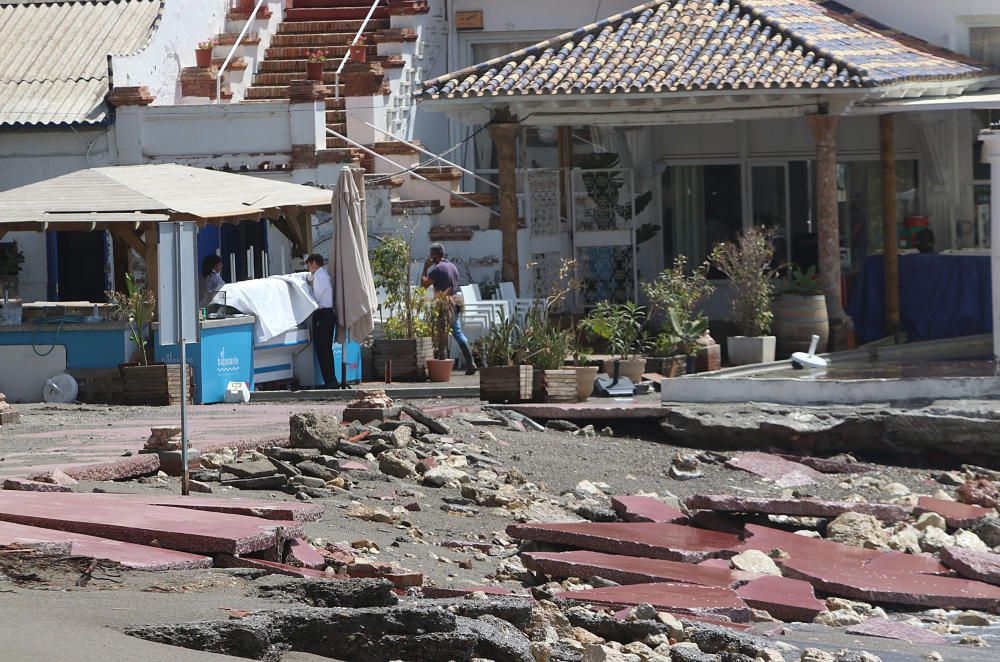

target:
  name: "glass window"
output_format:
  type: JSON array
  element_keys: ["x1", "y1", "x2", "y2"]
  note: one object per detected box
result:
[
  {"x1": 661, "y1": 164, "x2": 742, "y2": 275},
  {"x1": 970, "y1": 26, "x2": 1000, "y2": 65}
]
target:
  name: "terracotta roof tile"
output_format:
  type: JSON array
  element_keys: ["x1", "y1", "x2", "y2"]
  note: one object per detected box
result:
[{"x1": 422, "y1": 0, "x2": 996, "y2": 100}]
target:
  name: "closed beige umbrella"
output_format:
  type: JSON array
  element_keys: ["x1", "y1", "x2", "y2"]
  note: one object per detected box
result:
[{"x1": 332, "y1": 168, "x2": 377, "y2": 384}]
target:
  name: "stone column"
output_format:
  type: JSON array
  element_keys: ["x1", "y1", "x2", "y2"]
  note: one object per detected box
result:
[
  {"x1": 880, "y1": 114, "x2": 899, "y2": 336},
  {"x1": 489, "y1": 118, "x2": 521, "y2": 291},
  {"x1": 807, "y1": 113, "x2": 844, "y2": 322},
  {"x1": 978, "y1": 127, "x2": 1000, "y2": 360}
]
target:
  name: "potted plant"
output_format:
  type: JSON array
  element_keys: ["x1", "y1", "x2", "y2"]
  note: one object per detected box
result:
[
  {"x1": 426, "y1": 291, "x2": 455, "y2": 382},
  {"x1": 475, "y1": 312, "x2": 533, "y2": 404},
  {"x1": 107, "y1": 275, "x2": 189, "y2": 405},
  {"x1": 349, "y1": 40, "x2": 367, "y2": 64},
  {"x1": 642, "y1": 255, "x2": 715, "y2": 377},
  {"x1": 306, "y1": 49, "x2": 329, "y2": 82},
  {"x1": 521, "y1": 308, "x2": 575, "y2": 403},
  {"x1": 195, "y1": 39, "x2": 216, "y2": 68},
  {"x1": 566, "y1": 324, "x2": 597, "y2": 401},
  {"x1": 581, "y1": 300, "x2": 649, "y2": 383},
  {"x1": 772, "y1": 264, "x2": 829, "y2": 359},
  {"x1": 710, "y1": 226, "x2": 778, "y2": 365},
  {"x1": 0, "y1": 242, "x2": 25, "y2": 298},
  {"x1": 371, "y1": 235, "x2": 432, "y2": 381}
]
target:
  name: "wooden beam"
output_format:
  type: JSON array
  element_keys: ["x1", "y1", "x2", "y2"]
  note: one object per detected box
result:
[
  {"x1": 489, "y1": 113, "x2": 521, "y2": 290},
  {"x1": 109, "y1": 225, "x2": 146, "y2": 256},
  {"x1": 298, "y1": 211, "x2": 313, "y2": 255},
  {"x1": 144, "y1": 226, "x2": 159, "y2": 310},
  {"x1": 880, "y1": 113, "x2": 900, "y2": 336}
]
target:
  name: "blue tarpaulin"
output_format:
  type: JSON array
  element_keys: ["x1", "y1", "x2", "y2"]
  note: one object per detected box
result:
[{"x1": 847, "y1": 253, "x2": 993, "y2": 345}]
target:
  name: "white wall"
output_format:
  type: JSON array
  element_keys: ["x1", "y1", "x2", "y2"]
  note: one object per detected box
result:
[{"x1": 843, "y1": 0, "x2": 1000, "y2": 53}]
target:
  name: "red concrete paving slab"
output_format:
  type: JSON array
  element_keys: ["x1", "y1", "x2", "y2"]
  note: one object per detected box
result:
[
  {"x1": 735, "y1": 575, "x2": 825, "y2": 623},
  {"x1": 124, "y1": 495, "x2": 323, "y2": 522},
  {"x1": 773, "y1": 454, "x2": 874, "y2": 474},
  {"x1": 522, "y1": 550, "x2": 739, "y2": 588},
  {"x1": 845, "y1": 618, "x2": 947, "y2": 645},
  {"x1": 685, "y1": 494, "x2": 909, "y2": 523},
  {"x1": 725, "y1": 452, "x2": 825, "y2": 488},
  {"x1": 732, "y1": 524, "x2": 882, "y2": 564},
  {"x1": 554, "y1": 582, "x2": 750, "y2": 623},
  {"x1": 781, "y1": 555, "x2": 1000, "y2": 609},
  {"x1": 0, "y1": 491, "x2": 302, "y2": 555},
  {"x1": 915, "y1": 496, "x2": 995, "y2": 529},
  {"x1": 696, "y1": 558, "x2": 761, "y2": 584},
  {"x1": 508, "y1": 522, "x2": 739, "y2": 563},
  {"x1": 864, "y1": 551, "x2": 950, "y2": 575},
  {"x1": 420, "y1": 586, "x2": 531, "y2": 599},
  {"x1": 215, "y1": 554, "x2": 341, "y2": 579},
  {"x1": 0, "y1": 520, "x2": 212, "y2": 570},
  {"x1": 940, "y1": 546, "x2": 1000, "y2": 586},
  {"x1": 2, "y1": 478, "x2": 71, "y2": 493},
  {"x1": 502, "y1": 402, "x2": 667, "y2": 421},
  {"x1": 287, "y1": 538, "x2": 327, "y2": 569},
  {"x1": 611, "y1": 496, "x2": 687, "y2": 523}
]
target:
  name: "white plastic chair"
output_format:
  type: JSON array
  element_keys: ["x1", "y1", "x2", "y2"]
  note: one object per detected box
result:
[
  {"x1": 499, "y1": 281, "x2": 539, "y2": 325},
  {"x1": 459, "y1": 284, "x2": 507, "y2": 325}
]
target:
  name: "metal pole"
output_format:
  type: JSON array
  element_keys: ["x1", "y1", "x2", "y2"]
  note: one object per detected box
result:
[
  {"x1": 174, "y1": 223, "x2": 190, "y2": 496},
  {"x1": 229, "y1": 253, "x2": 237, "y2": 282}
]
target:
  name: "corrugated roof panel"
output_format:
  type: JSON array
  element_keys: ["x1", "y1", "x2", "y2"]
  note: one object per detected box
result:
[{"x1": 0, "y1": 0, "x2": 162, "y2": 126}]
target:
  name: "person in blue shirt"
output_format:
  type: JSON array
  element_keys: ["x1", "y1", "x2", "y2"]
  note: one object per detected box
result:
[
  {"x1": 200, "y1": 255, "x2": 226, "y2": 308},
  {"x1": 421, "y1": 243, "x2": 477, "y2": 375}
]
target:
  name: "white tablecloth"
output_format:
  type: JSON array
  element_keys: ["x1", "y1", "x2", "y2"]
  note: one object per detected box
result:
[{"x1": 213, "y1": 274, "x2": 317, "y2": 343}]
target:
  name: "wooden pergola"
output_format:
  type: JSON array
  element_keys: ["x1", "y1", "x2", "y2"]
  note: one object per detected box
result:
[{"x1": 0, "y1": 164, "x2": 333, "y2": 295}]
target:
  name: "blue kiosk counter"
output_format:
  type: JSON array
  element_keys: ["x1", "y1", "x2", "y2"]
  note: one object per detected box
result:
[
  {"x1": 0, "y1": 320, "x2": 136, "y2": 370},
  {"x1": 154, "y1": 315, "x2": 256, "y2": 405}
]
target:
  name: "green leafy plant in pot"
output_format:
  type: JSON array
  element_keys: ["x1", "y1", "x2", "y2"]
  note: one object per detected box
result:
[
  {"x1": 773, "y1": 264, "x2": 829, "y2": 358},
  {"x1": 475, "y1": 311, "x2": 533, "y2": 403},
  {"x1": 643, "y1": 255, "x2": 715, "y2": 376},
  {"x1": 710, "y1": 226, "x2": 778, "y2": 365},
  {"x1": 426, "y1": 291, "x2": 455, "y2": 382},
  {"x1": 370, "y1": 233, "x2": 432, "y2": 380},
  {"x1": 580, "y1": 300, "x2": 650, "y2": 383},
  {"x1": 106, "y1": 274, "x2": 156, "y2": 366}
]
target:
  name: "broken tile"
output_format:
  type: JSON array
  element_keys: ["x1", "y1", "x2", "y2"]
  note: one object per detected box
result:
[
  {"x1": 611, "y1": 496, "x2": 687, "y2": 523},
  {"x1": 845, "y1": 617, "x2": 946, "y2": 644},
  {"x1": 554, "y1": 582, "x2": 750, "y2": 623},
  {"x1": 781, "y1": 555, "x2": 1000, "y2": 609},
  {"x1": 774, "y1": 454, "x2": 872, "y2": 474},
  {"x1": 732, "y1": 524, "x2": 882, "y2": 564},
  {"x1": 725, "y1": 452, "x2": 825, "y2": 487},
  {"x1": 508, "y1": 522, "x2": 739, "y2": 563},
  {"x1": 216, "y1": 554, "x2": 340, "y2": 579},
  {"x1": 685, "y1": 494, "x2": 909, "y2": 523},
  {"x1": 915, "y1": 497, "x2": 994, "y2": 530},
  {"x1": 120, "y1": 494, "x2": 324, "y2": 522},
  {"x1": 863, "y1": 551, "x2": 949, "y2": 575},
  {"x1": 735, "y1": 575, "x2": 825, "y2": 623},
  {"x1": 940, "y1": 546, "x2": 1000, "y2": 586},
  {"x1": 522, "y1": 550, "x2": 739, "y2": 588},
  {"x1": 287, "y1": 538, "x2": 327, "y2": 569}
]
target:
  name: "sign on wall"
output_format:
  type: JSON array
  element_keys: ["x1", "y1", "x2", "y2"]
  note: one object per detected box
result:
[{"x1": 455, "y1": 10, "x2": 484, "y2": 30}]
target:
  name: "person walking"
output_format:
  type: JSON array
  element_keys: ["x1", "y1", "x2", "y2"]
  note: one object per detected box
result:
[
  {"x1": 421, "y1": 243, "x2": 478, "y2": 375},
  {"x1": 306, "y1": 253, "x2": 336, "y2": 388}
]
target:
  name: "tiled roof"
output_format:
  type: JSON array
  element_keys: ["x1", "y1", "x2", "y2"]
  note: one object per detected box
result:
[
  {"x1": 0, "y1": 0, "x2": 161, "y2": 126},
  {"x1": 422, "y1": 0, "x2": 997, "y2": 100}
]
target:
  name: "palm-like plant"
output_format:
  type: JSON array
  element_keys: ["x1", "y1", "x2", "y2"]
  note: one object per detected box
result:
[{"x1": 106, "y1": 274, "x2": 156, "y2": 365}]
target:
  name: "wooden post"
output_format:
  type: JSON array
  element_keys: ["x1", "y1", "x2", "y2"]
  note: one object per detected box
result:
[
  {"x1": 558, "y1": 126, "x2": 572, "y2": 225},
  {"x1": 880, "y1": 114, "x2": 900, "y2": 337},
  {"x1": 489, "y1": 114, "x2": 521, "y2": 291},
  {"x1": 806, "y1": 113, "x2": 844, "y2": 322},
  {"x1": 144, "y1": 224, "x2": 159, "y2": 309}
]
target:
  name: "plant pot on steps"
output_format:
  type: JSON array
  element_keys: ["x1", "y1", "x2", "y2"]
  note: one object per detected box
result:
[
  {"x1": 726, "y1": 336, "x2": 776, "y2": 366},
  {"x1": 564, "y1": 365, "x2": 599, "y2": 401},
  {"x1": 306, "y1": 60, "x2": 324, "y2": 82},
  {"x1": 195, "y1": 48, "x2": 213, "y2": 68},
  {"x1": 426, "y1": 358, "x2": 454, "y2": 383},
  {"x1": 532, "y1": 369, "x2": 577, "y2": 403},
  {"x1": 601, "y1": 358, "x2": 647, "y2": 383},
  {"x1": 349, "y1": 43, "x2": 367, "y2": 63},
  {"x1": 479, "y1": 365, "x2": 532, "y2": 404},
  {"x1": 373, "y1": 338, "x2": 432, "y2": 382}
]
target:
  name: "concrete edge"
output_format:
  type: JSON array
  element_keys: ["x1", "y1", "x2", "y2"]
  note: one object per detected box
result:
[{"x1": 251, "y1": 386, "x2": 482, "y2": 402}]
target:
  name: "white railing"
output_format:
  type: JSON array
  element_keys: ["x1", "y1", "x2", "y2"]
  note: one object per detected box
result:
[
  {"x1": 364, "y1": 121, "x2": 500, "y2": 191},
  {"x1": 216, "y1": 0, "x2": 268, "y2": 103},
  {"x1": 334, "y1": 0, "x2": 384, "y2": 100}
]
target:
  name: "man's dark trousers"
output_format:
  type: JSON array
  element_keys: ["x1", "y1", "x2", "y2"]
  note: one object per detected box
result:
[{"x1": 312, "y1": 307, "x2": 336, "y2": 387}]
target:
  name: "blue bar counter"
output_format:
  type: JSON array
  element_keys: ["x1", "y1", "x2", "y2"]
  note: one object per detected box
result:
[{"x1": 154, "y1": 315, "x2": 256, "y2": 404}]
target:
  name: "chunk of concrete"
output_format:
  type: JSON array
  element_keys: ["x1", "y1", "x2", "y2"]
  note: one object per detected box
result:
[
  {"x1": 725, "y1": 452, "x2": 825, "y2": 487},
  {"x1": 221, "y1": 459, "x2": 282, "y2": 479},
  {"x1": 845, "y1": 617, "x2": 946, "y2": 645},
  {"x1": 915, "y1": 496, "x2": 994, "y2": 530},
  {"x1": 611, "y1": 496, "x2": 687, "y2": 523},
  {"x1": 685, "y1": 494, "x2": 908, "y2": 523},
  {"x1": 940, "y1": 545, "x2": 1000, "y2": 586},
  {"x1": 735, "y1": 575, "x2": 825, "y2": 622}
]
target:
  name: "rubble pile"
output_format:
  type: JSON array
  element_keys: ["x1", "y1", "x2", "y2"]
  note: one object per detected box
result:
[{"x1": 0, "y1": 391, "x2": 20, "y2": 425}]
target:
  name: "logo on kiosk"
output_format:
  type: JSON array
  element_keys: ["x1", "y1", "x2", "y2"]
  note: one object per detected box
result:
[{"x1": 217, "y1": 348, "x2": 240, "y2": 375}]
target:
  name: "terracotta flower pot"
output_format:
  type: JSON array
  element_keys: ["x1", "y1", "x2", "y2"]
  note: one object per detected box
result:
[
  {"x1": 565, "y1": 365, "x2": 599, "y2": 402},
  {"x1": 349, "y1": 43, "x2": 367, "y2": 63},
  {"x1": 306, "y1": 60, "x2": 324, "y2": 81},
  {"x1": 426, "y1": 358, "x2": 454, "y2": 383},
  {"x1": 195, "y1": 48, "x2": 213, "y2": 68},
  {"x1": 239, "y1": 0, "x2": 255, "y2": 12}
]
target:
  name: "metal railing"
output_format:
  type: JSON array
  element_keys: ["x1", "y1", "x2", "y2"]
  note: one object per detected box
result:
[
  {"x1": 216, "y1": 0, "x2": 268, "y2": 103},
  {"x1": 334, "y1": 0, "x2": 384, "y2": 100},
  {"x1": 363, "y1": 121, "x2": 500, "y2": 190}
]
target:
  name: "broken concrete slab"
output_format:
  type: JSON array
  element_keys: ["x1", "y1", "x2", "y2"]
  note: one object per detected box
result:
[
  {"x1": 220, "y1": 475, "x2": 287, "y2": 490},
  {"x1": 287, "y1": 538, "x2": 326, "y2": 569},
  {"x1": 215, "y1": 554, "x2": 341, "y2": 579},
  {"x1": 733, "y1": 524, "x2": 882, "y2": 564},
  {"x1": 113, "y1": 494, "x2": 324, "y2": 522},
  {"x1": 2, "y1": 478, "x2": 72, "y2": 493},
  {"x1": 522, "y1": 550, "x2": 738, "y2": 588},
  {"x1": 554, "y1": 582, "x2": 750, "y2": 623},
  {"x1": 0, "y1": 520, "x2": 211, "y2": 570},
  {"x1": 725, "y1": 452, "x2": 826, "y2": 487},
  {"x1": 845, "y1": 617, "x2": 947, "y2": 645},
  {"x1": 0, "y1": 491, "x2": 302, "y2": 555},
  {"x1": 254, "y1": 576, "x2": 397, "y2": 608},
  {"x1": 915, "y1": 496, "x2": 994, "y2": 529},
  {"x1": 940, "y1": 545, "x2": 1000, "y2": 586},
  {"x1": 685, "y1": 494, "x2": 909, "y2": 523},
  {"x1": 774, "y1": 454, "x2": 873, "y2": 474},
  {"x1": 734, "y1": 575, "x2": 825, "y2": 623},
  {"x1": 781, "y1": 555, "x2": 1000, "y2": 609},
  {"x1": 508, "y1": 522, "x2": 739, "y2": 563},
  {"x1": 863, "y1": 551, "x2": 949, "y2": 575},
  {"x1": 400, "y1": 403, "x2": 450, "y2": 435},
  {"x1": 611, "y1": 496, "x2": 687, "y2": 523}
]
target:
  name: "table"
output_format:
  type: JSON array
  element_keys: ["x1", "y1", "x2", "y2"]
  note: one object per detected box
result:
[{"x1": 847, "y1": 253, "x2": 992, "y2": 345}]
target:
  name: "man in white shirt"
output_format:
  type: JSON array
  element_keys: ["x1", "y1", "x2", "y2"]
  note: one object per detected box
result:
[{"x1": 306, "y1": 253, "x2": 335, "y2": 388}]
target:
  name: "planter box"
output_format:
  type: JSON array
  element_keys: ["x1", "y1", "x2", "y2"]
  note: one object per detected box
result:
[
  {"x1": 695, "y1": 344, "x2": 721, "y2": 373},
  {"x1": 532, "y1": 369, "x2": 577, "y2": 403},
  {"x1": 479, "y1": 365, "x2": 533, "y2": 404},
  {"x1": 120, "y1": 363, "x2": 194, "y2": 406},
  {"x1": 645, "y1": 356, "x2": 687, "y2": 378},
  {"x1": 69, "y1": 368, "x2": 124, "y2": 405},
  {"x1": 726, "y1": 336, "x2": 776, "y2": 366},
  {"x1": 373, "y1": 338, "x2": 432, "y2": 382}
]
